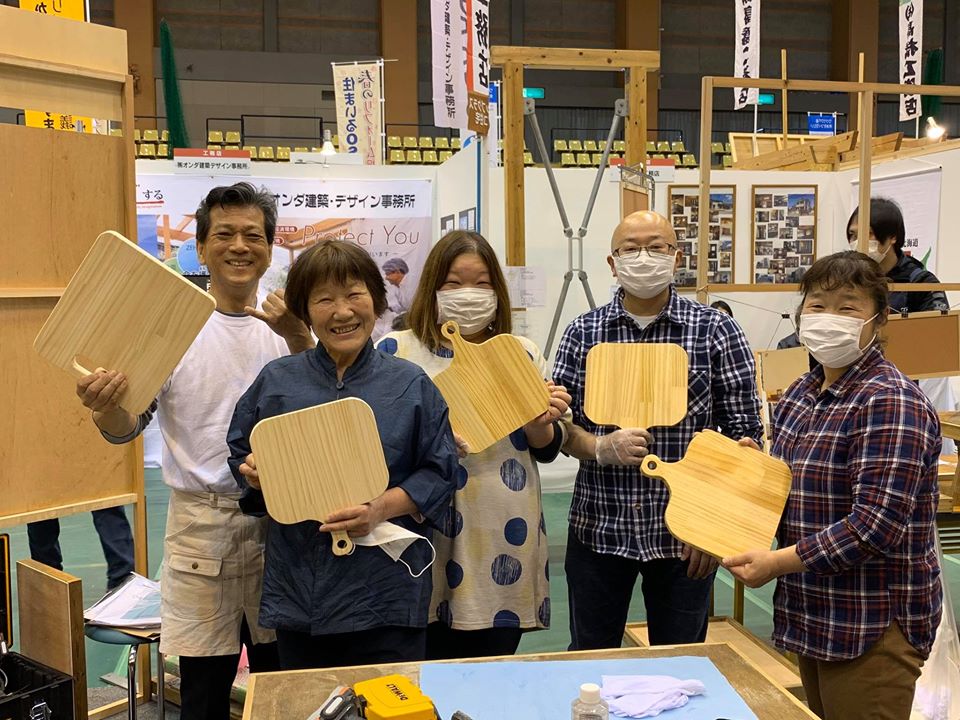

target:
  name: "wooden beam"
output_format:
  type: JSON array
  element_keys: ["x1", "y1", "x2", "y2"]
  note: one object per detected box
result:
[
  {"x1": 113, "y1": 0, "x2": 157, "y2": 120},
  {"x1": 708, "y1": 76, "x2": 960, "y2": 96},
  {"x1": 697, "y1": 77, "x2": 713, "y2": 304},
  {"x1": 491, "y1": 46, "x2": 659, "y2": 71},
  {"x1": 503, "y1": 61, "x2": 525, "y2": 266},
  {"x1": 781, "y1": 49, "x2": 788, "y2": 144},
  {"x1": 857, "y1": 90, "x2": 873, "y2": 253},
  {"x1": 625, "y1": 66, "x2": 646, "y2": 166},
  {"x1": 380, "y1": 0, "x2": 418, "y2": 136}
]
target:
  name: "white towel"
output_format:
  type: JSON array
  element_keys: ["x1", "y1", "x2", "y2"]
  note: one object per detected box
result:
[{"x1": 600, "y1": 675, "x2": 706, "y2": 718}]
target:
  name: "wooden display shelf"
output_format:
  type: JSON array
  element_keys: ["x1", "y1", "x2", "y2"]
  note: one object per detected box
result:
[{"x1": 624, "y1": 617, "x2": 804, "y2": 700}]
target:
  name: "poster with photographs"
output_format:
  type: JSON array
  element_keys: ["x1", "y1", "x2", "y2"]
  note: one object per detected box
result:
[
  {"x1": 668, "y1": 185, "x2": 736, "y2": 287},
  {"x1": 751, "y1": 185, "x2": 817, "y2": 284}
]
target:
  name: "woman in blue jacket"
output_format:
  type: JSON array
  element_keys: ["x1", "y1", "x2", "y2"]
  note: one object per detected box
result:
[{"x1": 227, "y1": 240, "x2": 458, "y2": 670}]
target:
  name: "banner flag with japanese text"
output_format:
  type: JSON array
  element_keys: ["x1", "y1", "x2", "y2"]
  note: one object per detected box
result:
[
  {"x1": 332, "y1": 61, "x2": 383, "y2": 165},
  {"x1": 899, "y1": 0, "x2": 923, "y2": 122},
  {"x1": 431, "y1": 0, "x2": 468, "y2": 129},
  {"x1": 465, "y1": 0, "x2": 491, "y2": 134},
  {"x1": 734, "y1": 0, "x2": 760, "y2": 110}
]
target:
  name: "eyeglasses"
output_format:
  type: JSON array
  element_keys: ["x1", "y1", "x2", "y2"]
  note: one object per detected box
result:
[{"x1": 613, "y1": 244, "x2": 677, "y2": 260}]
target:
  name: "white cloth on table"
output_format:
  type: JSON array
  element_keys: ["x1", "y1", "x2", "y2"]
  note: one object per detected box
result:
[{"x1": 600, "y1": 675, "x2": 706, "y2": 718}]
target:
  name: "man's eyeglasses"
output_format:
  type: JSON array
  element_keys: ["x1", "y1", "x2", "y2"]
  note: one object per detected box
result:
[{"x1": 612, "y1": 244, "x2": 677, "y2": 260}]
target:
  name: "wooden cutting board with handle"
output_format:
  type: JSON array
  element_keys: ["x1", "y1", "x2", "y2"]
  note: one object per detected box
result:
[
  {"x1": 34, "y1": 230, "x2": 216, "y2": 415},
  {"x1": 431, "y1": 321, "x2": 550, "y2": 454},
  {"x1": 584, "y1": 343, "x2": 689, "y2": 428},
  {"x1": 640, "y1": 429, "x2": 792, "y2": 559},
  {"x1": 249, "y1": 398, "x2": 389, "y2": 556}
]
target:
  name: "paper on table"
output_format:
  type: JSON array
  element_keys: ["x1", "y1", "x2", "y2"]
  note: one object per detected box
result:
[{"x1": 84, "y1": 573, "x2": 161, "y2": 628}]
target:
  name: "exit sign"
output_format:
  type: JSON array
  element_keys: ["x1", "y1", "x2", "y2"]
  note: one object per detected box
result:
[
  {"x1": 522, "y1": 87, "x2": 545, "y2": 99},
  {"x1": 758, "y1": 92, "x2": 775, "y2": 105}
]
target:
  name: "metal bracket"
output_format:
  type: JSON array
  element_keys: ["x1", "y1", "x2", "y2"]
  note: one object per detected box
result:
[{"x1": 523, "y1": 98, "x2": 628, "y2": 356}]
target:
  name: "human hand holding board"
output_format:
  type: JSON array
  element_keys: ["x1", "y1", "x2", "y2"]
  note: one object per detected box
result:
[
  {"x1": 34, "y1": 231, "x2": 215, "y2": 415},
  {"x1": 249, "y1": 398, "x2": 389, "y2": 556}
]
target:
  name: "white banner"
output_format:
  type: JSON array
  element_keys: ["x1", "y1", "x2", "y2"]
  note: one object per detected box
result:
[
  {"x1": 899, "y1": 0, "x2": 923, "y2": 122},
  {"x1": 734, "y1": 0, "x2": 760, "y2": 110},
  {"x1": 466, "y1": 0, "x2": 491, "y2": 134},
  {"x1": 850, "y1": 167, "x2": 941, "y2": 272},
  {"x1": 431, "y1": 0, "x2": 468, "y2": 129},
  {"x1": 332, "y1": 61, "x2": 383, "y2": 165},
  {"x1": 135, "y1": 175, "x2": 432, "y2": 339}
]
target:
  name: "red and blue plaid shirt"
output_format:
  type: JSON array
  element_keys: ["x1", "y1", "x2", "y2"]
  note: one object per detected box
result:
[
  {"x1": 772, "y1": 343, "x2": 942, "y2": 661},
  {"x1": 553, "y1": 287, "x2": 763, "y2": 561}
]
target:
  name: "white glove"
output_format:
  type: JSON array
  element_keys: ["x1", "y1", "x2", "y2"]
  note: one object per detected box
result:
[{"x1": 595, "y1": 428, "x2": 652, "y2": 466}]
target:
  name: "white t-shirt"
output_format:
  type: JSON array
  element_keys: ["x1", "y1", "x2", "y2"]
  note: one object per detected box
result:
[
  {"x1": 626, "y1": 312, "x2": 657, "y2": 330},
  {"x1": 155, "y1": 311, "x2": 289, "y2": 493}
]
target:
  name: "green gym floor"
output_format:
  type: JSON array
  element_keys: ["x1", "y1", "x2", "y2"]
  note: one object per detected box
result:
[{"x1": 6, "y1": 468, "x2": 960, "y2": 688}]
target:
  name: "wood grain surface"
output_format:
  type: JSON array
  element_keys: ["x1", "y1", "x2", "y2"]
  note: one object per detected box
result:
[
  {"x1": 432, "y1": 322, "x2": 550, "y2": 453},
  {"x1": 250, "y1": 398, "x2": 388, "y2": 555},
  {"x1": 641, "y1": 430, "x2": 792, "y2": 558},
  {"x1": 33, "y1": 231, "x2": 215, "y2": 414},
  {"x1": 584, "y1": 342, "x2": 688, "y2": 428}
]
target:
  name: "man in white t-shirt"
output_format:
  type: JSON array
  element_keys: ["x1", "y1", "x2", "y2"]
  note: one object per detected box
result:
[{"x1": 75, "y1": 183, "x2": 313, "y2": 720}]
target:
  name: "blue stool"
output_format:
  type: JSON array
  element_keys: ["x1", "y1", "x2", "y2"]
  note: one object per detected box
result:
[{"x1": 84, "y1": 625, "x2": 165, "y2": 720}]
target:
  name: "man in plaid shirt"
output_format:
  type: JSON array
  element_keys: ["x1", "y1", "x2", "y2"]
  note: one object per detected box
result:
[{"x1": 553, "y1": 211, "x2": 763, "y2": 649}]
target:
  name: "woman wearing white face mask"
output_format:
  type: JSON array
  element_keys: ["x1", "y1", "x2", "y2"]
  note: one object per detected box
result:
[
  {"x1": 376, "y1": 231, "x2": 571, "y2": 660},
  {"x1": 723, "y1": 251, "x2": 942, "y2": 720},
  {"x1": 846, "y1": 197, "x2": 948, "y2": 314}
]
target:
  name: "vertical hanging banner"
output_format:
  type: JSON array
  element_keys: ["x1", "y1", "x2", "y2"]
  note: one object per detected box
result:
[
  {"x1": 19, "y1": 0, "x2": 87, "y2": 21},
  {"x1": 332, "y1": 61, "x2": 383, "y2": 165},
  {"x1": 431, "y1": 0, "x2": 468, "y2": 129},
  {"x1": 899, "y1": 0, "x2": 923, "y2": 122},
  {"x1": 465, "y1": 0, "x2": 491, "y2": 135},
  {"x1": 734, "y1": 0, "x2": 760, "y2": 110}
]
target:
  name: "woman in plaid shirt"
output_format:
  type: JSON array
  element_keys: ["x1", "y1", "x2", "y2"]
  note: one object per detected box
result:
[{"x1": 724, "y1": 251, "x2": 942, "y2": 720}]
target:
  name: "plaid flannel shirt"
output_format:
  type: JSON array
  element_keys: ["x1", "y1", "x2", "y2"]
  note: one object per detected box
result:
[
  {"x1": 772, "y1": 344, "x2": 942, "y2": 661},
  {"x1": 553, "y1": 287, "x2": 763, "y2": 561}
]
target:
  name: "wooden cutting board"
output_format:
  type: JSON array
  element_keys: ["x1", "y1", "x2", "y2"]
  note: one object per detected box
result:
[
  {"x1": 641, "y1": 430, "x2": 792, "y2": 559},
  {"x1": 584, "y1": 343, "x2": 688, "y2": 428},
  {"x1": 33, "y1": 230, "x2": 216, "y2": 415},
  {"x1": 431, "y1": 321, "x2": 551, "y2": 454},
  {"x1": 249, "y1": 398, "x2": 388, "y2": 556}
]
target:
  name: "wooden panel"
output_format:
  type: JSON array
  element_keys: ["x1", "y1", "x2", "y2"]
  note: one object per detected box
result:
[
  {"x1": 0, "y1": 63, "x2": 125, "y2": 120},
  {"x1": 584, "y1": 343, "x2": 688, "y2": 428},
  {"x1": 243, "y1": 643, "x2": 816, "y2": 720},
  {"x1": 0, "y1": 5, "x2": 128, "y2": 76},
  {"x1": 0, "y1": 298, "x2": 138, "y2": 518},
  {"x1": 642, "y1": 430, "x2": 792, "y2": 559},
  {"x1": 0, "y1": 125, "x2": 127, "y2": 288},
  {"x1": 17, "y1": 560, "x2": 87, "y2": 719},
  {"x1": 884, "y1": 311, "x2": 960, "y2": 379},
  {"x1": 250, "y1": 398, "x2": 389, "y2": 556},
  {"x1": 491, "y1": 46, "x2": 659, "y2": 71},
  {"x1": 757, "y1": 347, "x2": 810, "y2": 396},
  {"x1": 34, "y1": 231, "x2": 216, "y2": 415},
  {"x1": 432, "y1": 323, "x2": 550, "y2": 454},
  {"x1": 624, "y1": 618, "x2": 803, "y2": 695}
]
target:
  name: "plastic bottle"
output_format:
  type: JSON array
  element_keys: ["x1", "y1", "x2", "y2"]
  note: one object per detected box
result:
[{"x1": 571, "y1": 682, "x2": 609, "y2": 720}]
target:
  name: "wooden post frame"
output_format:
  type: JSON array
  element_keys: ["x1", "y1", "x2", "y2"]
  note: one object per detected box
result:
[
  {"x1": 0, "y1": 6, "x2": 151, "y2": 715},
  {"x1": 695, "y1": 75, "x2": 960, "y2": 302},
  {"x1": 490, "y1": 46, "x2": 660, "y2": 266}
]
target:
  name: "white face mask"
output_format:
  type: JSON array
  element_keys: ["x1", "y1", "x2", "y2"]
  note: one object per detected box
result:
[
  {"x1": 351, "y1": 521, "x2": 436, "y2": 578},
  {"x1": 799, "y1": 313, "x2": 877, "y2": 368},
  {"x1": 848, "y1": 239, "x2": 889, "y2": 264},
  {"x1": 436, "y1": 288, "x2": 497, "y2": 336},
  {"x1": 613, "y1": 251, "x2": 677, "y2": 299}
]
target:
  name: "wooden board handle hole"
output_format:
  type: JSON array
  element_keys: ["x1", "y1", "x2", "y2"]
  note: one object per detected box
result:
[{"x1": 331, "y1": 531, "x2": 354, "y2": 557}]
